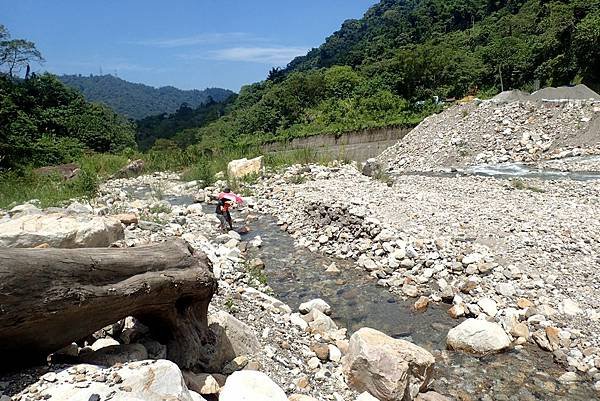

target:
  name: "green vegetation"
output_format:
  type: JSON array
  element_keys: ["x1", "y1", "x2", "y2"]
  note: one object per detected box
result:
[
  {"x1": 0, "y1": 73, "x2": 136, "y2": 170},
  {"x1": 136, "y1": 97, "x2": 234, "y2": 150},
  {"x1": 170, "y1": 0, "x2": 600, "y2": 156},
  {"x1": 245, "y1": 261, "x2": 268, "y2": 287},
  {"x1": 0, "y1": 153, "x2": 129, "y2": 208},
  {"x1": 189, "y1": 66, "x2": 435, "y2": 154},
  {"x1": 2, "y1": 0, "x2": 599, "y2": 207},
  {"x1": 510, "y1": 178, "x2": 545, "y2": 193},
  {"x1": 286, "y1": 0, "x2": 600, "y2": 96},
  {"x1": 224, "y1": 297, "x2": 237, "y2": 313},
  {"x1": 59, "y1": 74, "x2": 234, "y2": 120},
  {"x1": 372, "y1": 169, "x2": 394, "y2": 187}
]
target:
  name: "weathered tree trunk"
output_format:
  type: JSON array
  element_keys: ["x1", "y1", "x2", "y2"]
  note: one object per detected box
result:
[{"x1": 0, "y1": 240, "x2": 217, "y2": 370}]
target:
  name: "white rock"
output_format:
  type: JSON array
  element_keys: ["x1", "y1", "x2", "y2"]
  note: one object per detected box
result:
[
  {"x1": 220, "y1": 371, "x2": 287, "y2": 401},
  {"x1": 356, "y1": 392, "x2": 380, "y2": 401},
  {"x1": 477, "y1": 298, "x2": 498, "y2": 317},
  {"x1": 495, "y1": 282, "x2": 516, "y2": 297},
  {"x1": 227, "y1": 157, "x2": 264, "y2": 179},
  {"x1": 328, "y1": 344, "x2": 342, "y2": 362},
  {"x1": 67, "y1": 201, "x2": 94, "y2": 214},
  {"x1": 308, "y1": 309, "x2": 338, "y2": 335},
  {"x1": 0, "y1": 213, "x2": 123, "y2": 248},
  {"x1": 308, "y1": 357, "x2": 321, "y2": 370},
  {"x1": 391, "y1": 248, "x2": 406, "y2": 260},
  {"x1": 462, "y1": 253, "x2": 482, "y2": 265},
  {"x1": 558, "y1": 372, "x2": 581, "y2": 383},
  {"x1": 207, "y1": 311, "x2": 261, "y2": 371},
  {"x1": 446, "y1": 319, "x2": 512, "y2": 355},
  {"x1": 186, "y1": 204, "x2": 205, "y2": 215},
  {"x1": 8, "y1": 203, "x2": 41, "y2": 217},
  {"x1": 228, "y1": 230, "x2": 242, "y2": 241},
  {"x1": 299, "y1": 298, "x2": 332, "y2": 315},
  {"x1": 90, "y1": 337, "x2": 120, "y2": 351},
  {"x1": 559, "y1": 299, "x2": 583, "y2": 316},
  {"x1": 25, "y1": 360, "x2": 199, "y2": 401},
  {"x1": 290, "y1": 313, "x2": 309, "y2": 331}
]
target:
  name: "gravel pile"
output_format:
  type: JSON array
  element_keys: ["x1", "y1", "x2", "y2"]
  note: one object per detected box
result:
[
  {"x1": 531, "y1": 84, "x2": 600, "y2": 101},
  {"x1": 378, "y1": 97, "x2": 600, "y2": 172}
]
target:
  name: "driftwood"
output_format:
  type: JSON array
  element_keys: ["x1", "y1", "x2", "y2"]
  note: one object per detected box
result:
[{"x1": 0, "y1": 240, "x2": 217, "y2": 370}]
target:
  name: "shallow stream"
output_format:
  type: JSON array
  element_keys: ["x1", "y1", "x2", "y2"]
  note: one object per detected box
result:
[
  {"x1": 242, "y1": 214, "x2": 598, "y2": 401},
  {"x1": 400, "y1": 156, "x2": 600, "y2": 182}
]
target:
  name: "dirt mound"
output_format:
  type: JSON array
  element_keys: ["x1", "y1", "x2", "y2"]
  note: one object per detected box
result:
[
  {"x1": 491, "y1": 90, "x2": 531, "y2": 103},
  {"x1": 378, "y1": 99, "x2": 600, "y2": 172},
  {"x1": 531, "y1": 84, "x2": 600, "y2": 101}
]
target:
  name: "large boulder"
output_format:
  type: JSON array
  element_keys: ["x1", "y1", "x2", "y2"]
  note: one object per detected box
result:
[
  {"x1": 113, "y1": 159, "x2": 144, "y2": 178},
  {"x1": 343, "y1": 327, "x2": 435, "y2": 401},
  {"x1": 0, "y1": 213, "x2": 124, "y2": 248},
  {"x1": 205, "y1": 310, "x2": 261, "y2": 372},
  {"x1": 16, "y1": 360, "x2": 205, "y2": 401},
  {"x1": 299, "y1": 298, "x2": 332, "y2": 315},
  {"x1": 33, "y1": 163, "x2": 80, "y2": 180},
  {"x1": 220, "y1": 371, "x2": 288, "y2": 401},
  {"x1": 227, "y1": 156, "x2": 263, "y2": 179},
  {"x1": 446, "y1": 318, "x2": 511, "y2": 355},
  {"x1": 362, "y1": 158, "x2": 383, "y2": 177}
]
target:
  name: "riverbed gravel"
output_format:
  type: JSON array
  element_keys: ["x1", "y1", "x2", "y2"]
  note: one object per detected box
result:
[{"x1": 253, "y1": 162, "x2": 600, "y2": 390}]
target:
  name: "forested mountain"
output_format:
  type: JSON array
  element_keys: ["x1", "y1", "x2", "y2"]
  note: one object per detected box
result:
[
  {"x1": 183, "y1": 0, "x2": 600, "y2": 153},
  {"x1": 59, "y1": 74, "x2": 234, "y2": 120},
  {"x1": 284, "y1": 0, "x2": 600, "y2": 96}
]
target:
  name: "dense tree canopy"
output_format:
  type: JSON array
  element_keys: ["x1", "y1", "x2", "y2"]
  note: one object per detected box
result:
[{"x1": 0, "y1": 74, "x2": 136, "y2": 169}]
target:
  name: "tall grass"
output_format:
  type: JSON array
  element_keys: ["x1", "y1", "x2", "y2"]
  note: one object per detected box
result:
[
  {"x1": 0, "y1": 153, "x2": 128, "y2": 209},
  {"x1": 0, "y1": 144, "x2": 345, "y2": 209}
]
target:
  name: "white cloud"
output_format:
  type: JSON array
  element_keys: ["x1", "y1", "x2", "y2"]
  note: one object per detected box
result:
[
  {"x1": 197, "y1": 46, "x2": 308, "y2": 64},
  {"x1": 130, "y1": 32, "x2": 263, "y2": 48}
]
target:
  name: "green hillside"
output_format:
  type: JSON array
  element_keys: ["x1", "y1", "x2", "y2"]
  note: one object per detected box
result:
[
  {"x1": 59, "y1": 74, "x2": 234, "y2": 120},
  {"x1": 185, "y1": 0, "x2": 599, "y2": 153}
]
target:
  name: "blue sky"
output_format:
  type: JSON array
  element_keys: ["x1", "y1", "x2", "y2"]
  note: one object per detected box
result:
[{"x1": 1, "y1": 0, "x2": 377, "y2": 91}]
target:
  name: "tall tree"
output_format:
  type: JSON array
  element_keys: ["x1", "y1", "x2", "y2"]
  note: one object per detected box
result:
[
  {"x1": 0, "y1": 38, "x2": 44, "y2": 77},
  {"x1": 0, "y1": 26, "x2": 44, "y2": 77}
]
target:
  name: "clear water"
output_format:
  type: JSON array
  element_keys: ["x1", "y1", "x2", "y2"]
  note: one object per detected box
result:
[
  {"x1": 242, "y1": 213, "x2": 599, "y2": 401},
  {"x1": 462, "y1": 163, "x2": 600, "y2": 181}
]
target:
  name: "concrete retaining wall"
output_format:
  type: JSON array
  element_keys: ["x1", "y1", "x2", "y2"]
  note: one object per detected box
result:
[{"x1": 262, "y1": 126, "x2": 412, "y2": 162}]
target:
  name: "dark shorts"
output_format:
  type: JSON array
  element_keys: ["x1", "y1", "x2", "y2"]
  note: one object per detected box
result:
[{"x1": 217, "y1": 211, "x2": 232, "y2": 227}]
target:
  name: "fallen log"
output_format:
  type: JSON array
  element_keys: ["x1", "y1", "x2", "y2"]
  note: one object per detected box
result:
[{"x1": 0, "y1": 240, "x2": 217, "y2": 370}]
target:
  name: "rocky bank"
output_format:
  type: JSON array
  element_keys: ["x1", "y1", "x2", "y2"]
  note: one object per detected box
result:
[{"x1": 251, "y1": 161, "x2": 600, "y2": 396}]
